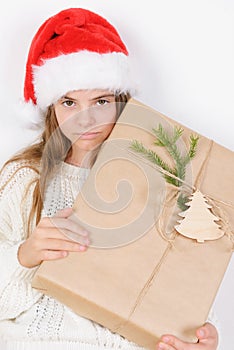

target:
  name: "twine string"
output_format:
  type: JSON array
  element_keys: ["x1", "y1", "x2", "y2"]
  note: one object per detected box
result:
[{"x1": 109, "y1": 141, "x2": 234, "y2": 242}]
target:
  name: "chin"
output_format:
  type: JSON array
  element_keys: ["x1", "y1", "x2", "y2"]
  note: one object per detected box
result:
[{"x1": 74, "y1": 139, "x2": 102, "y2": 151}]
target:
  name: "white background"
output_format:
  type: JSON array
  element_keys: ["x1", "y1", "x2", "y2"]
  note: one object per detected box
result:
[{"x1": 0, "y1": 0, "x2": 233, "y2": 348}]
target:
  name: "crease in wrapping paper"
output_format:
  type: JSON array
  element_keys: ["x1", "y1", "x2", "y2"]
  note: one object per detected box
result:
[{"x1": 106, "y1": 119, "x2": 234, "y2": 333}]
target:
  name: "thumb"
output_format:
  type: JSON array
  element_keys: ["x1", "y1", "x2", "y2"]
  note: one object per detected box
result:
[
  {"x1": 196, "y1": 327, "x2": 207, "y2": 341},
  {"x1": 54, "y1": 207, "x2": 73, "y2": 218},
  {"x1": 196, "y1": 322, "x2": 217, "y2": 343}
]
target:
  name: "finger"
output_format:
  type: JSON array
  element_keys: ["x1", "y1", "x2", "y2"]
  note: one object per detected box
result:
[
  {"x1": 54, "y1": 207, "x2": 87, "y2": 233},
  {"x1": 41, "y1": 250, "x2": 69, "y2": 262},
  {"x1": 54, "y1": 207, "x2": 73, "y2": 218},
  {"x1": 50, "y1": 217, "x2": 89, "y2": 237},
  {"x1": 40, "y1": 216, "x2": 89, "y2": 238},
  {"x1": 38, "y1": 237, "x2": 89, "y2": 252},
  {"x1": 55, "y1": 228, "x2": 90, "y2": 246},
  {"x1": 196, "y1": 323, "x2": 217, "y2": 340},
  {"x1": 40, "y1": 245, "x2": 88, "y2": 262},
  {"x1": 196, "y1": 323, "x2": 218, "y2": 346},
  {"x1": 196, "y1": 327, "x2": 208, "y2": 341},
  {"x1": 158, "y1": 335, "x2": 198, "y2": 350},
  {"x1": 62, "y1": 229, "x2": 90, "y2": 245},
  {"x1": 35, "y1": 226, "x2": 90, "y2": 246},
  {"x1": 157, "y1": 341, "x2": 176, "y2": 350},
  {"x1": 68, "y1": 212, "x2": 90, "y2": 236},
  {"x1": 34, "y1": 225, "x2": 90, "y2": 246}
]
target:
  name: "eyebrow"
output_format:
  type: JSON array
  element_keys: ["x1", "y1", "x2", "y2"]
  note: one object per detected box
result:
[
  {"x1": 90, "y1": 94, "x2": 115, "y2": 101},
  {"x1": 60, "y1": 93, "x2": 115, "y2": 102},
  {"x1": 60, "y1": 95, "x2": 76, "y2": 101}
]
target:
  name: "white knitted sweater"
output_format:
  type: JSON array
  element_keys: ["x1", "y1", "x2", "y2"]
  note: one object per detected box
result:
[{"x1": 0, "y1": 161, "x2": 220, "y2": 350}]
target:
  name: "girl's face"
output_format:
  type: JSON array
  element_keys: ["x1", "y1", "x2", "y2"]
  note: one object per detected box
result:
[{"x1": 54, "y1": 89, "x2": 117, "y2": 154}]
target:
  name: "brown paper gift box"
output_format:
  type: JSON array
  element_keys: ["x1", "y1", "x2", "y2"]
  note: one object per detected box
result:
[{"x1": 32, "y1": 99, "x2": 234, "y2": 350}]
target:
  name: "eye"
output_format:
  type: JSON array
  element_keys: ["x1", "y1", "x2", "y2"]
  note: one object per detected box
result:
[
  {"x1": 62, "y1": 100, "x2": 75, "y2": 107},
  {"x1": 96, "y1": 99, "x2": 109, "y2": 106}
]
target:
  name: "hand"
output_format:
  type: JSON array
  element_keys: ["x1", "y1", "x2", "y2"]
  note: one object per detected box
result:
[
  {"x1": 18, "y1": 208, "x2": 90, "y2": 268},
  {"x1": 156, "y1": 323, "x2": 218, "y2": 350}
]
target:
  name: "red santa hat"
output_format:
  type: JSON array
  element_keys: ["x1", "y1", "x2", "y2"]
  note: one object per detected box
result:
[{"x1": 22, "y1": 8, "x2": 136, "y2": 128}]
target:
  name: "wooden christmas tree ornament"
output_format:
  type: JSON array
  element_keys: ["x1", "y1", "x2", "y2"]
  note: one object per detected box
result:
[{"x1": 175, "y1": 190, "x2": 225, "y2": 243}]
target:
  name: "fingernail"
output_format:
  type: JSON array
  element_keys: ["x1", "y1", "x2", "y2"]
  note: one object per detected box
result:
[
  {"x1": 162, "y1": 336, "x2": 170, "y2": 343},
  {"x1": 79, "y1": 245, "x2": 87, "y2": 251},
  {"x1": 198, "y1": 329, "x2": 205, "y2": 337},
  {"x1": 158, "y1": 342, "x2": 166, "y2": 349}
]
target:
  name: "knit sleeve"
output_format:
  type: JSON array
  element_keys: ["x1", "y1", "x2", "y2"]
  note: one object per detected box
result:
[{"x1": 0, "y1": 161, "x2": 43, "y2": 320}]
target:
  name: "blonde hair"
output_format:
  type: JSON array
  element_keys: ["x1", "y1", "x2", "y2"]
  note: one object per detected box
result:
[{"x1": 0, "y1": 93, "x2": 130, "y2": 236}]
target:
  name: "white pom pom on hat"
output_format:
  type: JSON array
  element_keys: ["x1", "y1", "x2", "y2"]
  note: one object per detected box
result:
[{"x1": 22, "y1": 8, "x2": 137, "y2": 129}]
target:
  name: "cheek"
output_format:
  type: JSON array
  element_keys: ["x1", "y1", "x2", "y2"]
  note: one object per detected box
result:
[
  {"x1": 54, "y1": 106, "x2": 71, "y2": 126},
  {"x1": 101, "y1": 123, "x2": 115, "y2": 140},
  {"x1": 54, "y1": 107, "x2": 76, "y2": 139},
  {"x1": 93, "y1": 103, "x2": 117, "y2": 125}
]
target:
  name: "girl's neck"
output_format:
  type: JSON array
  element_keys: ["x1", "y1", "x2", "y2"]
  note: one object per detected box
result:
[{"x1": 65, "y1": 147, "x2": 100, "y2": 168}]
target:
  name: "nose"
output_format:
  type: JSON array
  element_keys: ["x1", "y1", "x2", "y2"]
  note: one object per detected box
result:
[{"x1": 75, "y1": 107, "x2": 96, "y2": 128}]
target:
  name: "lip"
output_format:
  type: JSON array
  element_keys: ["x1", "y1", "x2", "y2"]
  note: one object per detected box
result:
[{"x1": 74, "y1": 131, "x2": 101, "y2": 140}]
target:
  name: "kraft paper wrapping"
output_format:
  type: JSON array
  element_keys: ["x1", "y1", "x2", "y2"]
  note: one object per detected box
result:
[{"x1": 32, "y1": 99, "x2": 234, "y2": 350}]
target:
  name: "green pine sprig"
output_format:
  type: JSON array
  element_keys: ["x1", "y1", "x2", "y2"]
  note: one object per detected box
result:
[
  {"x1": 130, "y1": 140, "x2": 177, "y2": 185},
  {"x1": 130, "y1": 124, "x2": 199, "y2": 210}
]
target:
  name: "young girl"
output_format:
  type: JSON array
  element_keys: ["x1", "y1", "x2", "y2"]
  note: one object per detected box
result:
[{"x1": 0, "y1": 7, "x2": 219, "y2": 350}]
